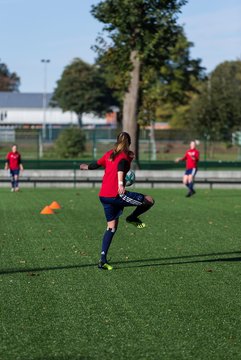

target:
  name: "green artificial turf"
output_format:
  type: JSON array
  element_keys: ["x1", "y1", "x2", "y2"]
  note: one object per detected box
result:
[{"x1": 1, "y1": 188, "x2": 241, "y2": 360}]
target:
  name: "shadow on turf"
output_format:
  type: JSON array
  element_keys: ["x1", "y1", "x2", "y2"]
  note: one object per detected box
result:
[
  {"x1": 114, "y1": 255, "x2": 241, "y2": 270},
  {"x1": 112, "y1": 250, "x2": 241, "y2": 270},
  {"x1": 1, "y1": 250, "x2": 241, "y2": 275},
  {"x1": 31, "y1": 357, "x2": 89, "y2": 360}
]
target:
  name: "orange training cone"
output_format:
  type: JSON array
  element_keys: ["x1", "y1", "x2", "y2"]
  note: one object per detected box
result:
[
  {"x1": 40, "y1": 206, "x2": 54, "y2": 215},
  {"x1": 49, "y1": 201, "x2": 61, "y2": 210}
]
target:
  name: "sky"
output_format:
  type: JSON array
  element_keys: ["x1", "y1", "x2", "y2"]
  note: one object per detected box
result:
[{"x1": 0, "y1": 0, "x2": 240, "y2": 93}]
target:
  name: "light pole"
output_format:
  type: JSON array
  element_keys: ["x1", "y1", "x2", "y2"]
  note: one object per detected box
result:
[{"x1": 41, "y1": 59, "x2": 50, "y2": 140}]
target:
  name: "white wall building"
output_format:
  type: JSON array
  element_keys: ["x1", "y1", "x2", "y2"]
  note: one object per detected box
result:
[{"x1": 0, "y1": 92, "x2": 106, "y2": 127}]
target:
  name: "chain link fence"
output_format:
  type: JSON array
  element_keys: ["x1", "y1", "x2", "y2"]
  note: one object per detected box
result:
[{"x1": 0, "y1": 127, "x2": 240, "y2": 162}]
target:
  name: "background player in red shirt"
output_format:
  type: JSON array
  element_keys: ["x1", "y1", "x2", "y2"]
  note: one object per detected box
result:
[
  {"x1": 175, "y1": 140, "x2": 199, "y2": 197},
  {"x1": 5, "y1": 144, "x2": 24, "y2": 192},
  {"x1": 80, "y1": 132, "x2": 155, "y2": 270}
]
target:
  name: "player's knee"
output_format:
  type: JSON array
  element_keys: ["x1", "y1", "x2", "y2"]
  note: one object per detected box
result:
[
  {"x1": 107, "y1": 227, "x2": 116, "y2": 233},
  {"x1": 144, "y1": 195, "x2": 155, "y2": 207}
]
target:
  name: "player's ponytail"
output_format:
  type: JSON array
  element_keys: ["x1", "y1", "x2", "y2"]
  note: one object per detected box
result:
[{"x1": 109, "y1": 132, "x2": 131, "y2": 161}]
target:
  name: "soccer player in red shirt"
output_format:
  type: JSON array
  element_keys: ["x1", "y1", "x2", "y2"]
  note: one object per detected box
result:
[
  {"x1": 175, "y1": 140, "x2": 200, "y2": 197},
  {"x1": 5, "y1": 144, "x2": 24, "y2": 192},
  {"x1": 80, "y1": 132, "x2": 155, "y2": 270}
]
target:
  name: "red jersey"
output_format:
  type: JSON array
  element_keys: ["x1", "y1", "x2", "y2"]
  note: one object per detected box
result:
[
  {"x1": 6, "y1": 151, "x2": 22, "y2": 170},
  {"x1": 97, "y1": 150, "x2": 133, "y2": 197},
  {"x1": 181, "y1": 148, "x2": 199, "y2": 169}
]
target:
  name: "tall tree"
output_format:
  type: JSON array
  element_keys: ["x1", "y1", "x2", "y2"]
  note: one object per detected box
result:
[
  {"x1": 52, "y1": 58, "x2": 118, "y2": 126},
  {"x1": 91, "y1": 0, "x2": 188, "y2": 159},
  {"x1": 0, "y1": 62, "x2": 20, "y2": 91},
  {"x1": 187, "y1": 60, "x2": 241, "y2": 141},
  {"x1": 138, "y1": 30, "x2": 205, "y2": 127}
]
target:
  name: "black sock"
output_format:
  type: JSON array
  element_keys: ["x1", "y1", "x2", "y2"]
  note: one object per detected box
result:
[
  {"x1": 128, "y1": 203, "x2": 153, "y2": 220},
  {"x1": 189, "y1": 182, "x2": 194, "y2": 192}
]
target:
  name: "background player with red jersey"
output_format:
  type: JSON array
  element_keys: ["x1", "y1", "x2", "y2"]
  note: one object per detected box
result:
[
  {"x1": 175, "y1": 140, "x2": 200, "y2": 197},
  {"x1": 80, "y1": 132, "x2": 155, "y2": 270},
  {"x1": 5, "y1": 144, "x2": 24, "y2": 192}
]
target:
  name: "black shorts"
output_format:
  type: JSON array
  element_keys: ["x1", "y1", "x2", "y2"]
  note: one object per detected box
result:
[
  {"x1": 10, "y1": 169, "x2": 20, "y2": 177},
  {"x1": 99, "y1": 191, "x2": 145, "y2": 222},
  {"x1": 184, "y1": 168, "x2": 197, "y2": 177}
]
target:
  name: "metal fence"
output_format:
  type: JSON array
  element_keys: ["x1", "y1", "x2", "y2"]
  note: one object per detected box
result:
[{"x1": 0, "y1": 128, "x2": 240, "y2": 162}]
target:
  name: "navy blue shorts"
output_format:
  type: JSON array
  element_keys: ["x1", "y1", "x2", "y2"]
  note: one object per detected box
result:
[
  {"x1": 184, "y1": 168, "x2": 197, "y2": 177},
  {"x1": 100, "y1": 191, "x2": 145, "y2": 222},
  {"x1": 10, "y1": 169, "x2": 20, "y2": 177}
]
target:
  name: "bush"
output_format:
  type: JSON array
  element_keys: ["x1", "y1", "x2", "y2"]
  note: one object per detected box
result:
[{"x1": 55, "y1": 128, "x2": 86, "y2": 158}]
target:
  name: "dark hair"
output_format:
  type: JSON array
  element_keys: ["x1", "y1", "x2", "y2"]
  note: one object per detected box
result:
[{"x1": 109, "y1": 132, "x2": 131, "y2": 161}]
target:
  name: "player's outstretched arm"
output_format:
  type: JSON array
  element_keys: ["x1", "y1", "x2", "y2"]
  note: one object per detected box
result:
[
  {"x1": 80, "y1": 164, "x2": 88, "y2": 170},
  {"x1": 80, "y1": 162, "x2": 101, "y2": 171}
]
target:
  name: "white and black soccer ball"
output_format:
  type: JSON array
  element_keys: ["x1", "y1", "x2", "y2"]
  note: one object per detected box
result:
[{"x1": 125, "y1": 170, "x2": 135, "y2": 187}]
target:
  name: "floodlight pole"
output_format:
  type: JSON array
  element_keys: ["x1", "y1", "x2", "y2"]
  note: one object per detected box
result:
[{"x1": 41, "y1": 59, "x2": 50, "y2": 140}]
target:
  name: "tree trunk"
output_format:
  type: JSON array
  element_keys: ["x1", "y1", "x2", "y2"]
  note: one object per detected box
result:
[
  {"x1": 78, "y1": 113, "x2": 83, "y2": 127},
  {"x1": 150, "y1": 121, "x2": 157, "y2": 161},
  {"x1": 123, "y1": 50, "x2": 141, "y2": 162}
]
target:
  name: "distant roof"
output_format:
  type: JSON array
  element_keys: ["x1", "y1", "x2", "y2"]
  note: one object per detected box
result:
[{"x1": 0, "y1": 92, "x2": 53, "y2": 108}]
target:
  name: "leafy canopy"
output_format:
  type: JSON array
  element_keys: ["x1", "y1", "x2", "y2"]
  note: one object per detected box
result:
[
  {"x1": 92, "y1": 1, "x2": 204, "y2": 128},
  {"x1": 91, "y1": 0, "x2": 187, "y2": 55},
  {"x1": 91, "y1": 0, "x2": 188, "y2": 91},
  {"x1": 138, "y1": 29, "x2": 205, "y2": 126},
  {"x1": 0, "y1": 62, "x2": 20, "y2": 91},
  {"x1": 52, "y1": 58, "x2": 118, "y2": 122},
  {"x1": 187, "y1": 60, "x2": 241, "y2": 141},
  {"x1": 54, "y1": 127, "x2": 86, "y2": 158}
]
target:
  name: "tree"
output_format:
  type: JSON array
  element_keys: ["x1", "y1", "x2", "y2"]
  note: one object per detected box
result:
[
  {"x1": 52, "y1": 58, "x2": 118, "y2": 127},
  {"x1": 187, "y1": 60, "x2": 241, "y2": 141},
  {"x1": 91, "y1": 0, "x2": 188, "y2": 159},
  {"x1": 0, "y1": 62, "x2": 20, "y2": 91},
  {"x1": 54, "y1": 128, "x2": 86, "y2": 158},
  {"x1": 138, "y1": 30, "x2": 205, "y2": 127}
]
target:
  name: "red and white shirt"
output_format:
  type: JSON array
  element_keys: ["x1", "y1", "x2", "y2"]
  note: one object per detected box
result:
[{"x1": 97, "y1": 150, "x2": 133, "y2": 197}]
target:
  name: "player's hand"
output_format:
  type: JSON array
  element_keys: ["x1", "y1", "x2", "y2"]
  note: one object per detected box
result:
[
  {"x1": 80, "y1": 164, "x2": 88, "y2": 170},
  {"x1": 128, "y1": 150, "x2": 135, "y2": 159},
  {"x1": 175, "y1": 158, "x2": 180, "y2": 163},
  {"x1": 118, "y1": 184, "x2": 125, "y2": 195}
]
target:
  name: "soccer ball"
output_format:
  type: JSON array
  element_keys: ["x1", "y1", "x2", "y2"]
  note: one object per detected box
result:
[{"x1": 125, "y1": 170, "x2": 135, "y2": 187}]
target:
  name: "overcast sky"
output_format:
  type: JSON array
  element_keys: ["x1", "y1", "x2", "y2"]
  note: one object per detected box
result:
[{"x1": 0, "y1": 0, "x2": 240, "y2": 93}]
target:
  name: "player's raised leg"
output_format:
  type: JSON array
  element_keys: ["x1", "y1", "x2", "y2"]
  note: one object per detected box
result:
[{"x1": 126, "y1": 194, "x2": 155, "y2": 228}]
